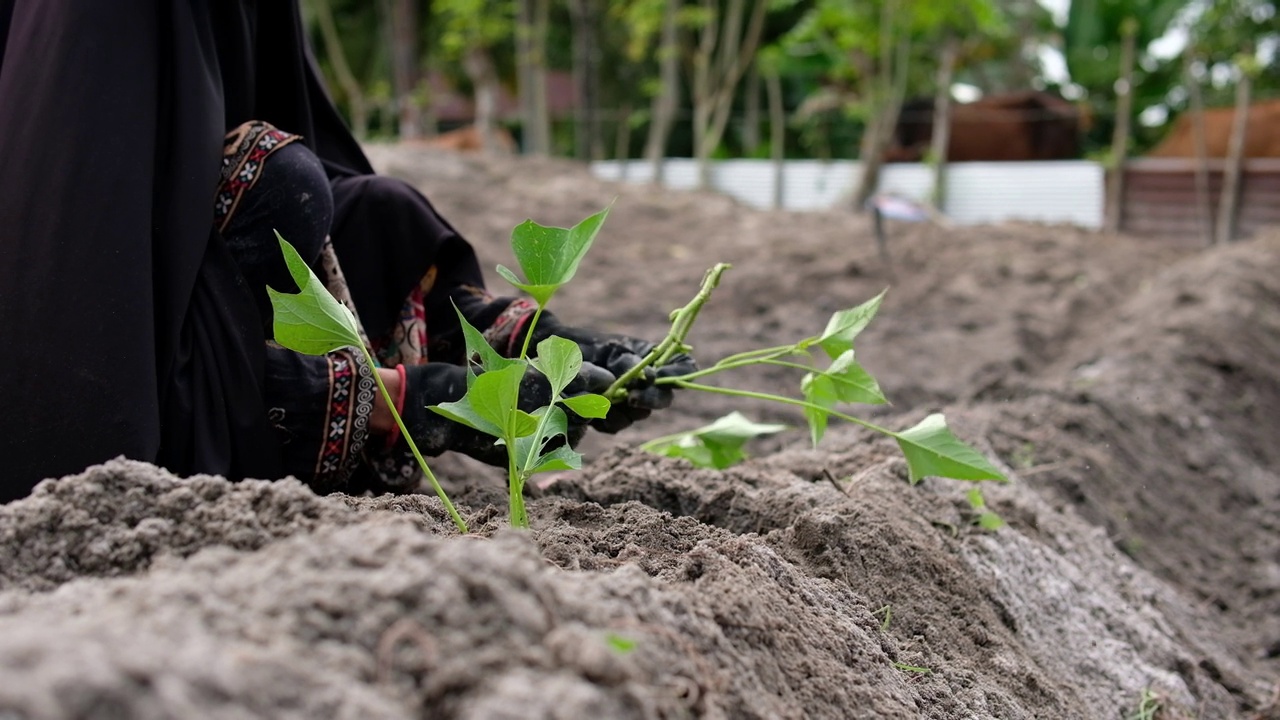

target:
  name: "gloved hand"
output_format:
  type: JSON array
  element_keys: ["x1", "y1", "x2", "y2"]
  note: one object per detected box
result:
[
  {"x1": 525, "y1": 312, "x2": 698, "y2": 434},
  {"x1": 397, "y1": 361, "x2": 615, "y2": 467}
]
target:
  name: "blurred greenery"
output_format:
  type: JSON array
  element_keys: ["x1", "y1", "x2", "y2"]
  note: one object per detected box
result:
[{"x1": 302, "y1": 0, "x2": 1280, "y2": 160}]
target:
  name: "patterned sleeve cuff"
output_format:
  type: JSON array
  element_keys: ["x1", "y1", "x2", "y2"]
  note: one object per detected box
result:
[
  {"x1": 312, "y1": 348, "x2": 376, "y2": 489},
  {"x1": 481, "y1": 298, "x2": 538, "y2": 357}
]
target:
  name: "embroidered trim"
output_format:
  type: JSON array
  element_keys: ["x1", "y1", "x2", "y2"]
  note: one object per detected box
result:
[
  {"x1": 313, "y1": 349, "x2": 375, "y2": 485},
  {"x1": 215, "y1": 121, "x2": 301, "y2": 232},
  {"x1": 483, "y1": 298, "x2": 538, "y2": 357}
]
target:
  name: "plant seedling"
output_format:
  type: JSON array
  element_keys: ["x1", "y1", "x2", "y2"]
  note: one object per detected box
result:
[
  {"x1": 445, "y1": 205, "x2": 1005, "y2": 527},
  {"x1": 598, "y1": 262, "x2": 1006, "y2": 485},
  {"x1": 266, "y1": 233, "x2": 469, "y2": 533},
  {"x1": 429, "y1": 208, "x2": 615, "y2": 527},
  {"x1": 966, "y1": 488, "x2": 1006, "y2": 530}
]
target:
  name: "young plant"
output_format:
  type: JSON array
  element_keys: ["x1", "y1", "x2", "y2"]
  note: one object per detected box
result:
[
  {"x1": 446, "y1": 205, "x2": 1005, "y2": 528},
  {"x1": 266, "y1": 233, "x2": 469, "y2": 533},
  {"x1": 604, "y1": 265, "x2": 1007, "y2": 485},
  {"x1": 428, "y1": 209, "x2": 615, "y2": 528}
]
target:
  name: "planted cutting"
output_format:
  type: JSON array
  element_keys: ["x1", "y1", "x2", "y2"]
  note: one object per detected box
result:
[
  {"x1": 270, "y1": 203, "x2": 1007, "y2": 531},
  {"x1": 266, "y1": 232, "x2": 469, "y2": 533}
]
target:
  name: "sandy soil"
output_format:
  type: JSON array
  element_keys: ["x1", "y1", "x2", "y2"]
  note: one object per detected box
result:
[{"x1": 1, "y1": 145, "x2": 1277, "y2": 719}]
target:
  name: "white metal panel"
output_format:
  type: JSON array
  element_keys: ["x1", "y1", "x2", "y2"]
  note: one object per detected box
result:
[{"x1": 590, "y1": 159, "x2": 1104, "y2": 229}]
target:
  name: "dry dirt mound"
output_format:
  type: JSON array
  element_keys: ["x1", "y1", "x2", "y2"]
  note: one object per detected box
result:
[{"x1": 1, "y1": 147, "x2": 1277, "y2": 719}]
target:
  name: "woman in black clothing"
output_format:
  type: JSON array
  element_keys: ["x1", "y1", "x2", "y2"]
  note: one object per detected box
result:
[{"x1": 0, "y1": 0, "x2": 689, "y2": 501}]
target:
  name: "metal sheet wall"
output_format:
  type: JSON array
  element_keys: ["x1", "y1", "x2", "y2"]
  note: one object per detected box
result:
[{"x1": 592, "y1": 159, "x2": 1105, "y2": 228}]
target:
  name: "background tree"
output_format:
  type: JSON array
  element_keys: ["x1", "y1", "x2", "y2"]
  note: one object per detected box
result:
[
  {"x1": 435, "y1": 0, "x2": 515, "y2": 152},
  {"x1": 517, "y1": 0, "x2": 553, "y2": 155},
  {"x1": 688, "y1": 0, "x2": 773, "y2": 188}
]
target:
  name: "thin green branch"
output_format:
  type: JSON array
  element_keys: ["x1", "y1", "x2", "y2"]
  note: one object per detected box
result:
[
  {"x1": 669, "y1": 380, "x2": 897, "y2": 438},
  {"x1": 659, "y1": 356, "x2": 816, "y2": 383},
  {"x1": 605, "y1": 263, "x2": 732, "y2": 399},
  {"x1": 360, "y1": 347, "x2": 469, "y2": 533}
]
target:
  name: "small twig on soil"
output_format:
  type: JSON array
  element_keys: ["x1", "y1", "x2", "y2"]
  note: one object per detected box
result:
[
  {"x1": 822, "y1": 468, "x2": 850, "y2": 495},
  {"x1": 1016, "y1": 461, "x2": 1078, "y2": 477},
  {"x1": 376, "y1": 618, "x2": 438, "y2": 686}
]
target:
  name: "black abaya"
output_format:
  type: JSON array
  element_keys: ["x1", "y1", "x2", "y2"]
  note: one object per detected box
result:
[{"x1": 0, "y1": 0, "x2": 490, "y2": 500}]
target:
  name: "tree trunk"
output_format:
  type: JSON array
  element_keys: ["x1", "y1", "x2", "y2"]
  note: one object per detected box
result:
[
  {"x1": 383, "y1": 0, "x2": 422, "y2": 140},
  {"x1": 570, "y1": 0, "x2": 603, "y2": 160},
  {"x1": 517, "y1": 0, "x2": 552, "y2": 155},
  {"x1": 614, "y1": 102, "x2": 634, "y2": 170},
  {"x1": 765, "y1": 62, "x2": 785, "y2": 209},
  {"x1": 853, "y1": 25, "x2": 911, "y2": 211},
  {"x1": 930, "y1": 36, "x2": 958, "y2": 213},
  {"x1": 1103, "y1": 17, "x2": 1136, "y2": 234},
  {"x1": 743, "y1": 64, "x2": 761, "y2": 155},
  {"x1": 314, "y1": 0, "x2": 368, "y2": 139},
  {"x1": 1185, "y1": 51, "x2": 1213, "y2": 247},
  {"x1": 693, "y1": 0, "x2": 769, "y2": 189},
  {"x1": 644, "y1": 0, "x2": 682, "y2": 184},
  {"x1": 463, "y1": 47, "x2": 500, "y2": 153},
  {"x1": 1216, "y1": 61, "x2": 1252, "y2": 244}
]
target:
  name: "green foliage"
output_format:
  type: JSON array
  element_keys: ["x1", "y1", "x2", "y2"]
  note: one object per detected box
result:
[
  {"x1": 966, "y1": 488, "x2": 1006, "y2": 530},
  {"x1": 496, "y1": 206, "x2": 611, "y2": 306},
  {"x1": 641, "y1": 412, "x2": 788, "y2": 469},
  {"x1": 267, "y1": 234, "x2": 468, "y2": 533},
  {"x1": 892, "y1": 662, "x2": 932, "y2": 674},
  {"x1": 894, "y1": 414, "x2": 1005, "y2": 484},
  {"x1": 267, "y1": 232, "x2": 363, "y2": 355},
  {"x1": 1126, "y1": 688, "x2": 1162, "y2": 720},
  {"x1": 604, "y1": 633, "x2": 638, "y2": 655},
  {"x1": 432, "y1": 312, "x2": 609, "y2": 527}
]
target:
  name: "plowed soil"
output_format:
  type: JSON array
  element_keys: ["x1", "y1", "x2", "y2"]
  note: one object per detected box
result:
[{"x1": 1, "y1": 146, "x2": 1277, "y2": 719}]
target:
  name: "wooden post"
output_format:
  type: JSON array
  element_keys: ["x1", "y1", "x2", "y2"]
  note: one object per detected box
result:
[{"x1": 1215, "y1": 56, "x2": 1254, "y2": 245}]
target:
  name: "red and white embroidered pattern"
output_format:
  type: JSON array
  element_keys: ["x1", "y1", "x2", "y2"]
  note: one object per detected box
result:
[
  {"x1": 314, "y1": 349, "x2": 375, "y2": 483},
  {"x1": 483, "y1": 298, "x2": 538, "y2": 357},
  {"x1": 215, "y1": 121, "x2": 301, "y2": 233}
]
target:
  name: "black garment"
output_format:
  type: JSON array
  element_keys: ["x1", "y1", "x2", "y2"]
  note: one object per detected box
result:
[{"x1": 0, "y1": 0, "x2": 491, "y2": 500}]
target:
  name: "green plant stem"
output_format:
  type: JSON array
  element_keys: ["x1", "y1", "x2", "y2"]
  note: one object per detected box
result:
[
  {"x1": 604, "y1": 263, "x2": 731, "y2": 399},
  {"x1": 518, "y1": 305, "x2": 546, "y2": 360},
  {"x1": 669, "y1": 380, "x2": 898, "y2": 438},
  {"x1": 713, "y1": 343, "x2": 803, "y2": 366},
  {"x1": 662, "y1": 356, "x2": 814, "y2": 383},
  {"x1": 359, "y1": 347, "x2": 469, "y2": 533},
  {"x1": 507, "y1": 440, "x2": 528, "y2": 528}
]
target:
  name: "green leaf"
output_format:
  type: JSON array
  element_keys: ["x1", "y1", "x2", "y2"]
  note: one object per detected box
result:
[
  {"x1": 514, "y1": 406, "x2": 568, "y2": 469},
  {"x1": 530, "y1": 444, "x2": 583, "y2": 474},
  {"x1": 801, "y1": 372, "x2": 837, "y2": 447},
  {"x1": 431, "y1": 395, "x2": 502, "y2": 438},
  {"x1": 642, "y1": 412, "x2": 787, "y2": 469},
  {"x1": 824, "y1": 350, "x2": 888, "y2": 405},
  {"x1": 976, "y1": 512, "x2": 1007, "y2": 530},
  {"x1": 464, "y1": 364, "x2": 540, "y2": 439},
  {"x1": 966, "y1": 488, "x2": 1005, "y2": 530},
  {"x1": 560, "y1": 393, "x2": 611, "y2": 419},
  {"x1": 893, "y1": 414, "x2": 1007, "y2": 484},
  {"x1": 816, "y1": 289, "x2": 887, "y2": 359},
  {"x1": 499, "y1": 206, "x2": 611, "y2": 305},
  {"x1": 604, "y1": 633, "x2": 638, "y2": 655},
  {"x1": 530, "y1": 336, "x2": 582, "y2": 396},
  {"x1": 266, "y1": 233, "x2": 363, "y2": 355},
  {"x1": 453, "y1": 302, "x2": 521, "y2": 377}
]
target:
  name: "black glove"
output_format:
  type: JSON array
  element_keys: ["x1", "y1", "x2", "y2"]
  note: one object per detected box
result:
[
  {"x1": 526, "y1": 312, "x2": 698, "y2": 434},
  {"x1": 398, "y1": 361, "x2": 615, "y2": 467}
]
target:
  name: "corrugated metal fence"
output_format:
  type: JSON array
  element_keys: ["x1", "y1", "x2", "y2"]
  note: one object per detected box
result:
[
  {"x1": 592, "y1": 159, "x2": 1105, "y2": 229},
  {"x1": 1120, "y1": 158, "x2": 1280, "y2": 240}
]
